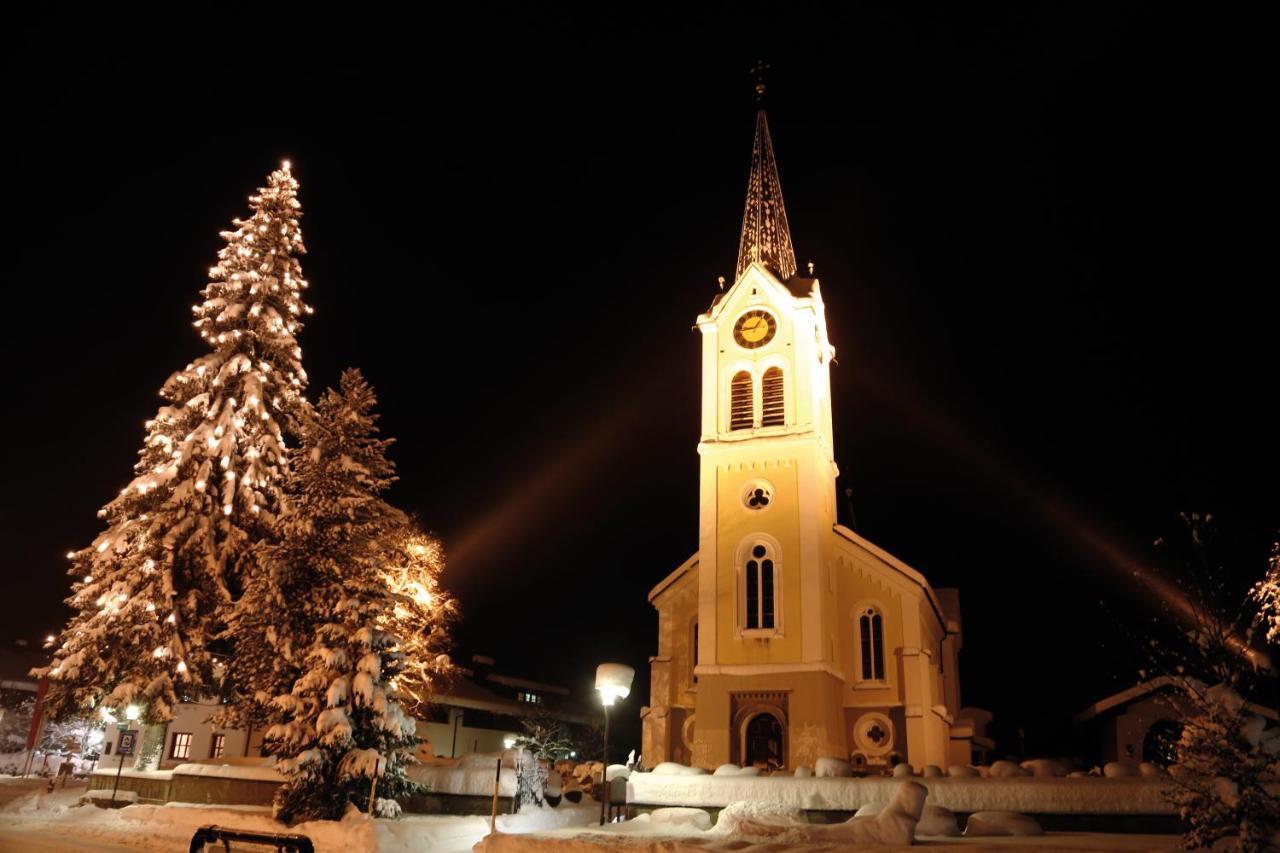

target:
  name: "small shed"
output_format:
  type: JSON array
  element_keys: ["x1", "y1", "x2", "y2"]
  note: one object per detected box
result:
[{"x1": 1074, "y1": 677, "x2": 1277, "y2": 765}]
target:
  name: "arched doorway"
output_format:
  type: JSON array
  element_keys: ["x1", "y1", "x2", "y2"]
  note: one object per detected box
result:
[{"x1": 743, "y1": 712, "x2": 784, "y2": 769}]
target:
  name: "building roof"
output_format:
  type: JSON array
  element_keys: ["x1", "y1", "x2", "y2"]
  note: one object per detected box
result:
[
  {"x1": 1074, "y1": 676, "x2": 1279, "y2": 724},
  {"x1": 736, "y1": 110, "x2": 797, "y2": 283},
  {"x1": 434, "y1": 662, "x2": 597, "y2": 726}
]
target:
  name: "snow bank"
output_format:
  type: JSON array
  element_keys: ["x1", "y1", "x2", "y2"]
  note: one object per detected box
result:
[
  {"x1": 649, "y1": 762, "x2": 707, "y2": 776},
  {"x1": 172, "y1": 762, "x2": 284, "y2": 782},
  {"x1": 627, "y1": 771, "x2": 1176, "y2": 815},
  {"x1": 89, "y1": 767, "x2": 174, "y2": 781},
  {"x1": 964, "y1": 810, "x2": 1045, "y2": 837},
  {"x1": 649, "y1": 807, "x2": 712, "y2": 831},
  {"x1": 409, "y1": 762, "x2": 518, "y2": 797}
]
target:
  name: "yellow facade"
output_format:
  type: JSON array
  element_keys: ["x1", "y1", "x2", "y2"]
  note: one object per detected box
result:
[{"x1": 640, "y1": 257, "x2": 976, "y2": 772}]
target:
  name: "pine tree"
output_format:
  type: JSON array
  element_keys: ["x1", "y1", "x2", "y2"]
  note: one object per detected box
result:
[
  {"x1": 1250, "y1": 542, "x2": 1280, "y2": 646},
  {"x1": 373, "y1": 526, "x2": 456, "y2": 719},
  {"x1": 1137, "y1": 516, "x2": 1280, "y2": 851},
  {"x1": 37, "y1": 162, "x2": 311, "y2": 723},
  {"x1": 261, "y1": 370, "x2": 421, "y2": 822}
]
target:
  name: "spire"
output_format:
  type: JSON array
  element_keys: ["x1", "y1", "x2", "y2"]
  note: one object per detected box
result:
[{"x1": 735, "y1": 108, "x2": 797, "y2": 282}]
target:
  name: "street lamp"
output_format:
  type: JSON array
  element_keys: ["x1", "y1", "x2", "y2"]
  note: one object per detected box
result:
[
  {"x1": 109, "y1": 705, "x2": 140, "y2": 805},
  {"x1": 595, "y1": 663, "x2": 634, "y2": 826}
]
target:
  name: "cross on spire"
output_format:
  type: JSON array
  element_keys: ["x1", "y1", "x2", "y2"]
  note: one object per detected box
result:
[{"x1": 736, "y1": 102, "x2": 797, "y2": 283}]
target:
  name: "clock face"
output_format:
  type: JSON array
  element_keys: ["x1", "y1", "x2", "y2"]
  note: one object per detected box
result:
[{"x1": 733, "y1": 310, "x2": 777, "y2": 349}]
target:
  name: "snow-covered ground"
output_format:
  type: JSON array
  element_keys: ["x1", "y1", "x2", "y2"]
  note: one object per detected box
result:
[
  {"x1": 0, "y1": 776, "x2": 599, "y2": 852},
  {"x1": 0, "y1": 775, "x2": 1184, "y2": 852}
]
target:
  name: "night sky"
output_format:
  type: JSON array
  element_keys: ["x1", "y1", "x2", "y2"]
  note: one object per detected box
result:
[{"x1": 5, "y1": 6, "x2": 1274, "y2": 757}]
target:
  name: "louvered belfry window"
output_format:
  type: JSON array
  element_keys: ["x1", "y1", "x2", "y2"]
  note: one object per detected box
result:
[
  {"x1": 761, "y1": 367, "x2": 785, "y2": 427},
  {"x1": 730, "y1": 371, "x2": 753, "y2": 431}
]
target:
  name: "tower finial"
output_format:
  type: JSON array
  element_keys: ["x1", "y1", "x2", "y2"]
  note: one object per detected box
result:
[
  {"x1": 735, "y1": 100, "x2": 797, "y2": 282},
  {"x1": 751, "y1": 60, "x2": 770, "y2": 104}
]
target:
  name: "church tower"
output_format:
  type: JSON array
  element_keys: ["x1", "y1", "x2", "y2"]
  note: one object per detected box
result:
[
  {"x1": 688, "y1": 107, "x2": 847, "y2": 767},
  {"x1": 641, "y1": 97, "x2": 974, "y2": 774}
]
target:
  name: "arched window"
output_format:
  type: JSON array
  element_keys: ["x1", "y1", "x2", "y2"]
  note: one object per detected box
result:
[
  {"x1": 760, "y1": 367, "x2": 785, "y2": 427},
  {"x1": 744, "y1": 543, "x2": 776, "y2": 630},
  {"x1": 691, "y1": 619, "x2": 699, "y2": 684},
  {"x1": 858, "y1": 607, "x2": 885, "y2": 681},
  {"x1": 729, "y1": 371, "x2": 753, "y2": 431}
]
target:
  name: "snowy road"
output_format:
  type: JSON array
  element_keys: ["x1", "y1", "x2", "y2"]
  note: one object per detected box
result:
[{"x1": 0, "y1": 825, "x2": 144, "y2": 851}]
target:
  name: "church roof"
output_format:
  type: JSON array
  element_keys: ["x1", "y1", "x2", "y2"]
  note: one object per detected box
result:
[{"x1": 736, "y1": 110, "x2": 798, "y2": 283}]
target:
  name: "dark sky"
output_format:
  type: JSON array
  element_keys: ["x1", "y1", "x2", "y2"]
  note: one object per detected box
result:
[{"x1": 4, "y1": 6, "x2": 1274, "y2": 757}]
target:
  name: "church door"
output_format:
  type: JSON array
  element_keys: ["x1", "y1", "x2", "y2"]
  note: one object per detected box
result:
[{"x1": 744, "y1": 712, "x2": 784, "y2": 769}]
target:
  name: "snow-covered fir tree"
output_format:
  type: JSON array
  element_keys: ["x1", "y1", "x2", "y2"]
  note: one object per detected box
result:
[
  {"x1": 37, "y1": 163, "x2": 312, "y2": 724},
  {"x1": 1250, "y1": 541, "x2": 1280, "y2": 646},
  {"x1": 260, "y1": 370, "x2": 423, "y2": 822},
  {"x1": 373, "y1": 526, "x2": 455, "y2": 719},
  {"x1": 1138, "y1": 516, "x2": 1280, "y2": 851}
]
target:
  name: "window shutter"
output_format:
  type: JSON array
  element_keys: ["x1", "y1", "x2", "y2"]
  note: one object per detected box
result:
[
  {"x1": 761, "y1": 367, "x2": 785, "y2": 427},
  {"x1": 730, "y1": 371, "x2": 754, "y2": 430}
]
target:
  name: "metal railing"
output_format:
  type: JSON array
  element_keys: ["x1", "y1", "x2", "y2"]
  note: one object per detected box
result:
[{"x1": 188, "y1": 824, "x2": 315, "y2": 852}]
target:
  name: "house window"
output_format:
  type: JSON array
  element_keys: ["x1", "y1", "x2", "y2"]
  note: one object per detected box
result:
[
  {"x1": 760, "y1": 367, "x2": 785, "y2": 426},
  {"x1": 743, "y1": 543, "x2": 777, "y2": 631},
  {"x1": 210, "y1": 734, "x2": 225, "y2": 759},
  {"x1": 518, "y1": 691, "x2": 542, "y2": 704},
  {"x1": 170, "y1": 732, "x2": 192, "y2": 760},
  {"x1": 729, "y1": 371, "x2": 753, "y2": 431},
  {"x1": 858, "y1": 607, "x2": 885, "y2": 681}
]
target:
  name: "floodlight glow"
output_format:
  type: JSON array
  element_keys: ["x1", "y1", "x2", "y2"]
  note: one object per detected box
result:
[{"x1": 595, "y1": 663, "x2": 635, "y2": 707}]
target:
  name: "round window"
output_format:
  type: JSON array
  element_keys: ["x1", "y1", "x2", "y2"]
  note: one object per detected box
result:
[
  {"x1": 853, "y1": 712, "x2": 895, "y2": 757},
  {"x1": 742, "y1": 479, "x2": 774, "y2": 511}
]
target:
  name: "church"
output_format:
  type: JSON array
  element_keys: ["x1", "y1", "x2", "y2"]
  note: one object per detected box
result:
[{"x1": 640, "y1": 107, "x2": 987, "y2": 773}]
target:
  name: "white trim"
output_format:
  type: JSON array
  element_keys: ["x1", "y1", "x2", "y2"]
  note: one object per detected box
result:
[{"x1": 696, "y1": 661, "x2": 844, "y2": 679}]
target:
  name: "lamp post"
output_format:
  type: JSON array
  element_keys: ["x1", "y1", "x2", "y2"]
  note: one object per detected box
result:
[
  {"x1": 109, "y1": 705, "x2": 140, "y2": 806},
  {"x1": 595, "y1": 663, "x2": 634, "y2": 826}
]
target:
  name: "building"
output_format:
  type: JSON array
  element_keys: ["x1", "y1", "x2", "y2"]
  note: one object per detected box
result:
[
  {"x1": 417, "y1": 656, "x2": 597, "y2": 759},
  {"x1": 125, "y1": 656, "x2": 597, "y2": 769},
  {"x1": 640, "y1": 107, "x2": 983, "y2": 772},
  {"x1": 1074, "y1": 677, "x2": 1278, "y2": 766}
]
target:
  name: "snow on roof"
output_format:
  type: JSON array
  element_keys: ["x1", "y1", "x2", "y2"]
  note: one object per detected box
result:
[
  {"x1": 648, "y1": 553, "x2": 698, "y2": 603},
  {"x1": 833, "y1": 525, "x2": 949, "y2": 633},
  {"x1": 1074, "y1": 676, "x2": 1279, "y2": 724}
]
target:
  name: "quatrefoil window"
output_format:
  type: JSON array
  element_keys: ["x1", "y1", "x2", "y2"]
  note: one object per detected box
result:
[{"x1": 742, "y1": 479, "x2": 774, "y2": 511}]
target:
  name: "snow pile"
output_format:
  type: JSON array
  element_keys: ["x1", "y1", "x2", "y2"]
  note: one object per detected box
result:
[
  {"x1": 813, "y1": 756, "x2": 852, "y2": 777},
  {"x1": 964, "y1": 810, "x2": 1045, "y2": 837},
  {"x1": 1020, "y1": 759, "x2": 1068, "y2": 778},
  {"x1": 1104, "y1": 761, "x2": 1140, "y2": 778},
  {"x1": 710, "y1": 800, "x2": 807, "y2": 834},
  {"x1": 628, "y1": 770, "x2": 1177, "y2": 814},
  {"x1": 855, "y1": 801, "x2": 959, "y2": 837},
  {"x1": 649, "y1": 807, "x2": 712, "y2": 831},
  {"x1": 700, "y1": 781, "x2": 927, "y2": 847},
  {"x1": 172, "y1": 762, "x2": 283, "y2": 782},
  {"x1": 89, "y1": 767, "x2": 174, "y2": 781},
  {"x1": 988, "y1": 760, "x2": 1030, "y2": 778},
  {"x1": 649, "y1": 762, "x2": 707, "y2": 776}
]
